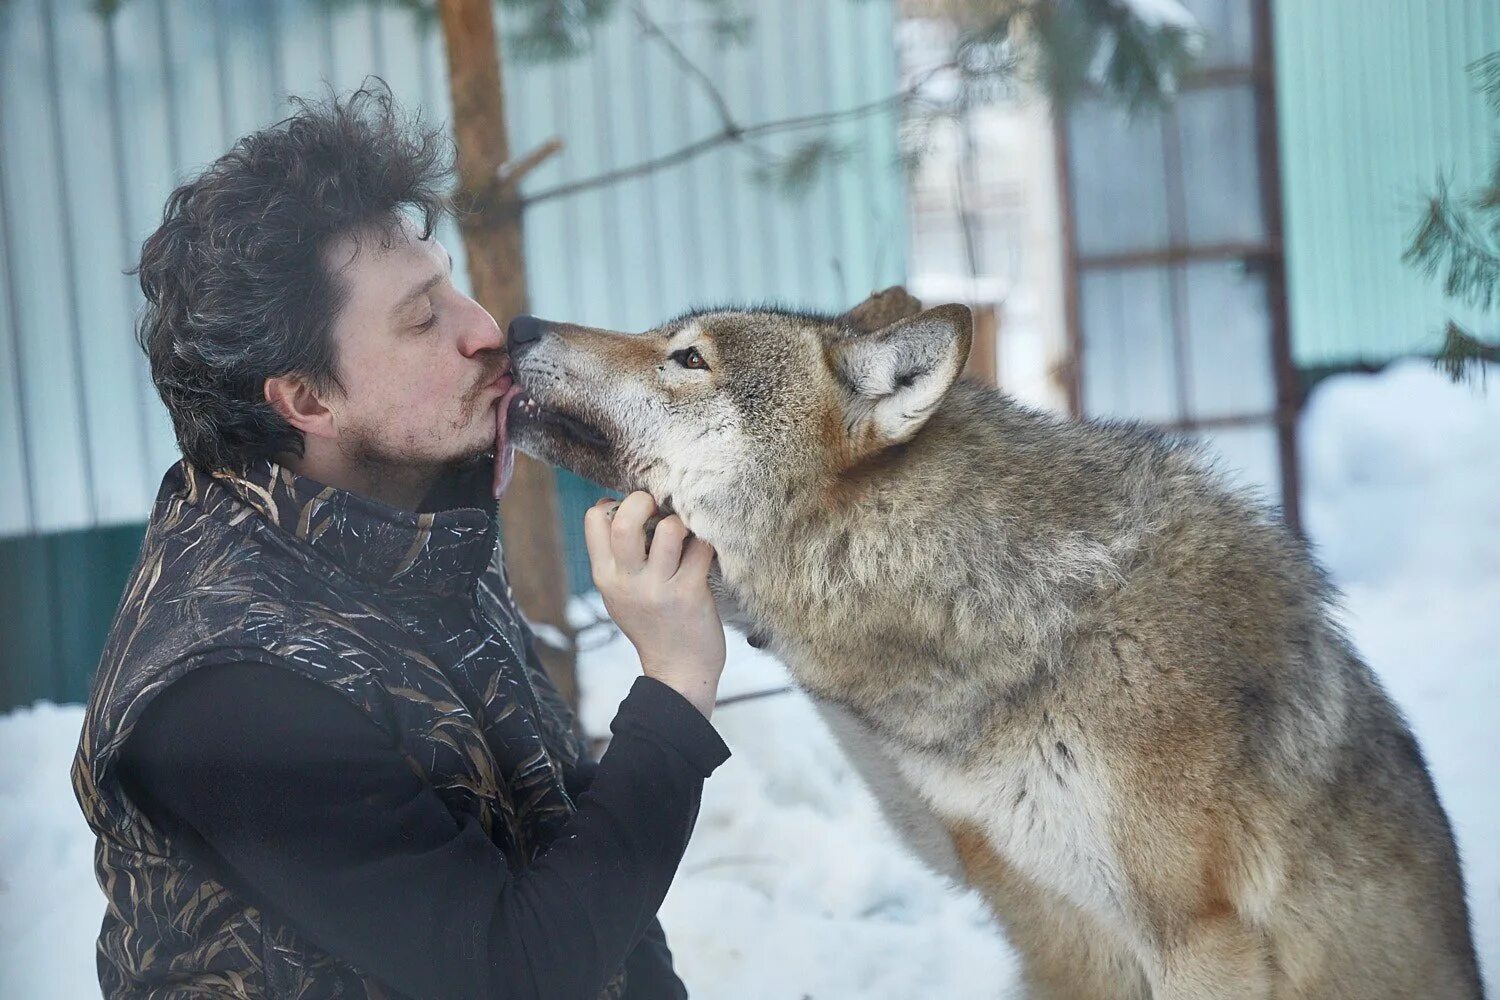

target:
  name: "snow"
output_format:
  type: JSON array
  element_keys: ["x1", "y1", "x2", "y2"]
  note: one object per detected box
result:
[
  {"x1": 2, "y1": 360, "x2": 1496, "y2": 997},
  {"x1": 1298, "y1": 361, "x2": 1500, "y2": 982},
  {"x1": 576, "y1": 614, "x2": 1018, "y2": 999},
  {"x1": 1115, "y1": 0, "x2": 1197, "y2": 31},
  {"x1": 0, "y1": 702, "x2": 102, "y2": 999}
]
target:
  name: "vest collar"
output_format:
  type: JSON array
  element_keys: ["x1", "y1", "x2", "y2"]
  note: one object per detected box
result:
[{"x1": 202, "y1": 458, "x2": 499, "y2": 597}]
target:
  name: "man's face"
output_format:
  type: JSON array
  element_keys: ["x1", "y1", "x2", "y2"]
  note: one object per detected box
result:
[{"x1": 321, "y1": 215, "x2": 510, "y2": 478}]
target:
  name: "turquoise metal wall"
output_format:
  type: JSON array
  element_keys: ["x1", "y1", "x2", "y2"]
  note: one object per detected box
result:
[
  {"x1": 1273, "y1": 0, "x2": 1499, "y2": 369},
  {"x1": 0, "y1": 0, "x2": 906, "y2": 709}
]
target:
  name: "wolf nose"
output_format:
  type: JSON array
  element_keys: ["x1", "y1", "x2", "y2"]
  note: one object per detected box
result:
[{"x1": 507, "y1": 314, "x2": 544, "y2": 356}]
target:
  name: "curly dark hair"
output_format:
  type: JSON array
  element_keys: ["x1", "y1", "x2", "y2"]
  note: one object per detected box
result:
[{"x1": 134, "y1": 81, "x2": 453, "y2": 473}]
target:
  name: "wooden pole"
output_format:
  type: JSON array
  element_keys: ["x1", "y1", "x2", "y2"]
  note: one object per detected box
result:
[{"x1": 437, "y1": 0, "x2": 578, "y2": 710}]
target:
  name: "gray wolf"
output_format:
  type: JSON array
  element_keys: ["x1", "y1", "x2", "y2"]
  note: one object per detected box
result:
[{"x1": 503, "y1": 291, "x2": 1484, "y2": 998}]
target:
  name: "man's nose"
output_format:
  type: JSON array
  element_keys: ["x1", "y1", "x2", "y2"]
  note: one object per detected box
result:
[
  {"x1": 506, "y1": 315, "x2": 547, "y2": 358},
  {"x1": 458, "y1": 302, "x2": 504, "y2": 358}
]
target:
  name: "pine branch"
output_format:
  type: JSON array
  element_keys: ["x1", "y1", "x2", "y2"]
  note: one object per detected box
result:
[
  {"x1": 1404, "y1": 177, "x2": 1500, "y2": 311},
  {"x1": 318, "y1": 0, "x2": 440, "y2": 28},
  {"x1": 500, "y1": 0, "x2": 617, "y2": 64},
  {"x1": 1404, "y1": 51, "x2": 1499, "y2": 387},
  {"x1": 927, "y1": 0, "x2": 1199, "y2": 115},
  {"x1": 751, "y1": 138, "x2": 853, "y2": 197},
  {"x1": 1434, "y1": 321, "x2": 1500, "y2": 386},
  {"x1": 1470, "y1": 50, "x2": 1500, "y2": 116},
  {"x1": 1034, "y1": 0, "x2": 1200, "y2": 111}
]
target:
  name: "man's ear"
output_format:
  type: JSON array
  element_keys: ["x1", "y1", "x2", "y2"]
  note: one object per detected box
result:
[
  {"x1": 839, "y1": 286, "x2": 924, "y2": 333},
  {"x1": 827, "y1": 303, "x2": 972, "y2": 448},
  {"x1": 264, "y1": 374, "x2": 337, "y2": 441}
]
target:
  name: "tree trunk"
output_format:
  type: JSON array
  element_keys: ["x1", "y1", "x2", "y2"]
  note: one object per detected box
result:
[{"x1": 437, "y1": 0, "x2": 578, "y2": 713}]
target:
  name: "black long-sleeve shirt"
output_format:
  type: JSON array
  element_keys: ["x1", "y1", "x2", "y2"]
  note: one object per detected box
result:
[{"x1": 116, "y1": 662, "x2": 730, "y2": 1000}]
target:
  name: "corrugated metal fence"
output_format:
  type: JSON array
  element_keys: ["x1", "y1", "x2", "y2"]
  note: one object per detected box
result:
[
  {"x1": 1273, "y1": 0, "x2": 1499, "y2": 369},
  {"x1": 0, "y1": 0, "x2": 905, "y2": 708}
]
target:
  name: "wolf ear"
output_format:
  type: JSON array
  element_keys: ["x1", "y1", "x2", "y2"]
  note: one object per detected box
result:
[
  {"x1": 840, "y1": 286, "x2": 924, "y2": 333},
  {"x1": 828, "y1": 303, "x2": 973, "y2": 447}
]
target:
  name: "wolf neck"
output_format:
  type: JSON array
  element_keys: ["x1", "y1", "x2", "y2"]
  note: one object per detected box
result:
[{"x1": 699, "y1": 386, "x2": 1138, "y2": 728}]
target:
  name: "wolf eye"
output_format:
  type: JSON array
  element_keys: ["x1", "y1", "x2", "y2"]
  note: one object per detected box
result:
[{"x1": 670, "y1": 347, "x2": 710, "y2": 371}]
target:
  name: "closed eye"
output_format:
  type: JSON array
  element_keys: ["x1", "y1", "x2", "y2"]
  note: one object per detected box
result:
[{"x1": 670, "y1": 346, "x2": 710, "y2": 371}]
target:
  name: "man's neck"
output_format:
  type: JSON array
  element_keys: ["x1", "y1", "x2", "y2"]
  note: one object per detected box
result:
[{"x1": 280, "y1": 447, "x2": 437, "y2": 513}]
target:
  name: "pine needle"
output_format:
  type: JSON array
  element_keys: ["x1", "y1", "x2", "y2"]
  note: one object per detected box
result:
[
  {"x1": 1404, "y1": 178, "x2": 1500, "y2": 311},
  {"x1": 1433, "y1": 322, "x2": 1499, "y2": 386},
  {"x1": 1470, "y1": 51, "x2": 1500, "y2": 116}
]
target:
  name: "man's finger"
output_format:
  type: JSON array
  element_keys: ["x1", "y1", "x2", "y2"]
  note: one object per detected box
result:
[
  {"x1": 583, "y1": 499, "x2": 618, "y2": 579},
  {"x1": 673, "y1": 535, "x2": 716, "y2": 585},
  {"x1": 645, "y1": 515, "x2": 689, "y2": 578},
  {"x1": 610, "y1": 491, "x2": 656, "y2": 573}
]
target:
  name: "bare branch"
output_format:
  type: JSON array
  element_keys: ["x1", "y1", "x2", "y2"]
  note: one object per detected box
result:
[
  {"x1": 522, "y1": 131, "x2": 735, "y2": 207},
  {"x1": 630, "y1": 2, "x2": 738, "y2": 136},
  {"x1": 628, "y1": 1, "x2": 777, "y2": 166},
  {"x1": 713, "y1": 685, "x2": 794, "y2": 709},
  {"x1": 518, "y1": 61, "x2": 955, "y2": 208},
  {"x1": 497, "y1": 137, "x2": 565, "y2": 188}
]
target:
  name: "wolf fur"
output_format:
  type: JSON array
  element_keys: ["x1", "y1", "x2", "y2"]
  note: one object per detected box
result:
[{"x1": 505, "y1": 292, "x2": 1483, "y2": 999}]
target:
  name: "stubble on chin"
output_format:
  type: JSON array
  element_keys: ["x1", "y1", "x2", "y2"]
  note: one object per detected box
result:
[{"x1": 338, "y1": 421, "x2": 490, "y2": 500}]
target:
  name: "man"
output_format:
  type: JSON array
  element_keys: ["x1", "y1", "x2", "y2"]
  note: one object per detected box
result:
[{"x1": 71, "y1": 85, "x2": 729, "y2": 999}]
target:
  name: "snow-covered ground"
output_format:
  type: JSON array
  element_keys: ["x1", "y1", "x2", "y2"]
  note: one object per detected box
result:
[{"x1": 2, "y1": 361, "x2": 1495, "y2": 997}]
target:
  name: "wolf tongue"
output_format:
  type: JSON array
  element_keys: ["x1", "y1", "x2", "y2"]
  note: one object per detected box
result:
[
  {"x1": 493, "y1": 437, "x2": 515, "y2": 500},
  {"x1": 493, "y1": 384, "x2": 523, "y2": 498}
]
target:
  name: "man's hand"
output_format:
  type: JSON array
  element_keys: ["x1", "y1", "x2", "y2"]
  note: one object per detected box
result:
[{"x1": 584, "y1": 493, "x2": 726, "y2": 719}]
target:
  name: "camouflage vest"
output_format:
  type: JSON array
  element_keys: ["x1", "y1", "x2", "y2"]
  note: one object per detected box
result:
[{"x1": 72, "y1": 460, "x2": 620, "y2": 999}]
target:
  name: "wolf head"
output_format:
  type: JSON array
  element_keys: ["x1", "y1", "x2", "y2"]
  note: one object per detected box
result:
[{"x1": 505, "y1": 289, "x2": 972, "y2": 547}]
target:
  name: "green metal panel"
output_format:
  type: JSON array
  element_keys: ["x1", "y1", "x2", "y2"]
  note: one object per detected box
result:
[
  {"x1": 1273, "y1": 0, "x2": 1499, "y2": 368},
  {"x1": 0, "y1": 524, "x2": 146, "y2": 709}
]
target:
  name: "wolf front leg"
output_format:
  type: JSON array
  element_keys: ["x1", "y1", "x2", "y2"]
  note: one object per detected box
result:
[
  {"x1": 944, "y1": 820, "x2": 1149, "y2": 999},
  {"x1": 1146, "y1": 914, "x2": 1274, "y2": 1000}
]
